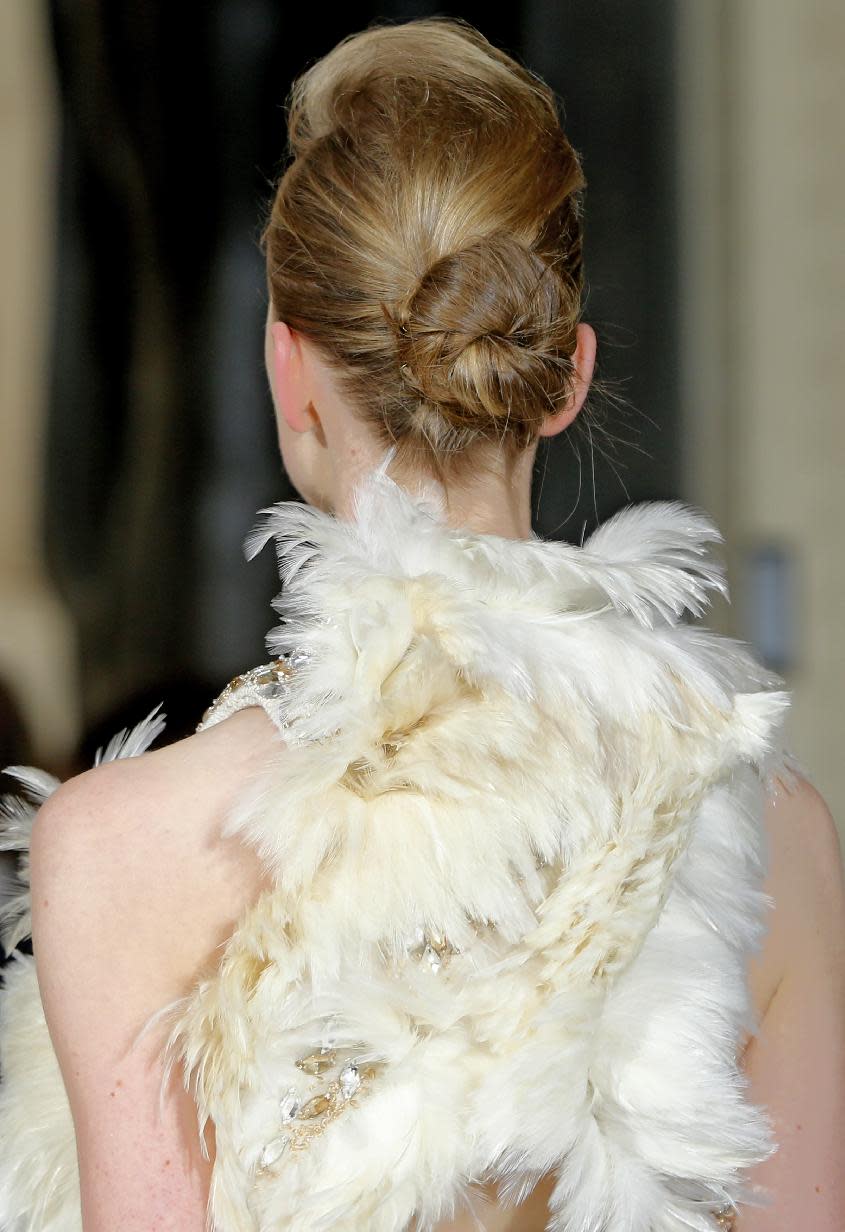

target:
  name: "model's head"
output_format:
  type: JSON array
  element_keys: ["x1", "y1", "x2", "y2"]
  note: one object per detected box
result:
[{"x1": 261, "y1": 17, "x2": 596, "y2": 526}]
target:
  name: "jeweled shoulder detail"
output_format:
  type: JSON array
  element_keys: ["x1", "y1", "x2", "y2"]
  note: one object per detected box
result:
[{"x1": 195, "y1": 649, "x2": 312, "y2": 736}]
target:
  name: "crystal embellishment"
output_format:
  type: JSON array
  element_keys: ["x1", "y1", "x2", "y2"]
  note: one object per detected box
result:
[
  {"x1": 258, "y1": 1135, "x2": 289, "y2": 1169},
  {"x1": 256, "y1": 1046, "x2": 385, "y2": 1171},
  {"x1": 295, "y1": 1048, "x2": 337, "y2": 1076},
  {"x1": 409, "y1": 925, "x2": 458, "y2": 972},
  {"x1": 423, "y1": 944, "x2": 442, "y2": 972},
  {"x1": 298, "y1": 1092, "x2": 334, "y2": 1119},
  {"x1": 339, "y1": 1062, "x2": 361, "y2": 1099},
  {"x1": 197, "y1": 656, "x2": 294, "y2": 732},
  {"x1": 279, "y1": 1088, "x2": 300, "y2": 1124}
]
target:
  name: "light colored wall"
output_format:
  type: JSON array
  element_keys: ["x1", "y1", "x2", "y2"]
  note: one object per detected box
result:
[
  {"x1": 0, "y1": 0, "x2": 79, "y2": 768},
  {"x1": 678, "y1": 0, "x2": 845, "y2": 836}
]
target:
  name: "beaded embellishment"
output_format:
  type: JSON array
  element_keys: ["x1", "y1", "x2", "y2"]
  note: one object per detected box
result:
[
  {"x1": 196, "y1": 650, "x2": 313, "y2": 736},
  {"x1": 256, "y1": 1047, "x2": 384, "y2": 1173},
  {"x1": 254, "y1": 924, "x2": 459, "y2": 1174},
  {"x1": 409, "y1": 925, "x2": 458, "y2": 973}
]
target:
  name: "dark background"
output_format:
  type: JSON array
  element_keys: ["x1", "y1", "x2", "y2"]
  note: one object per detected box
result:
[{"x1": 45, "y1": 0, "x2": 679, "y2": 757}]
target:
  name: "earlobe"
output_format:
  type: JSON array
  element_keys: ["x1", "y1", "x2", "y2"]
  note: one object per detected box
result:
[{"x1": 538, "y1": 322, "x2": 597, "y2": 437}]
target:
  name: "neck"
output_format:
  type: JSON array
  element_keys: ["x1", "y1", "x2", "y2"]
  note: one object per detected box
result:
[{"x1": 329, "y1": 440, "x2": 541, "y2": 542}]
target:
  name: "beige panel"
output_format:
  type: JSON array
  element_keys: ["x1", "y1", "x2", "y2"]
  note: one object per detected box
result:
[
  {"x1": 678, "y1": 0, "x2": 845, "y2": 834},
  {"x1": 0, "y1": 0, "x2": 79, "y2": 768}
]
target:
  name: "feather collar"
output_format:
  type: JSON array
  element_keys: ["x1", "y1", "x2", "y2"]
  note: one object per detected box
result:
[{"x1": 241, "y1": 445, "x2": 786, "y2": 768}]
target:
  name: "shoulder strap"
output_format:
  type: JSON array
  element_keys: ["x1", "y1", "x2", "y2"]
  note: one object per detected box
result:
[{"x1": 195, "y1": 653, "x2": 307, "y2": 737}]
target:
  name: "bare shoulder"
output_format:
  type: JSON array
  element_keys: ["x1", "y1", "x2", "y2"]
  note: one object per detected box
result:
[
  {"x1": 746, "y1": 770, "x2": 845, "y2": 1027},
  {"x1": 738, "y1": 773, "x2": 845, "y2": 1226},
  {"x1": 30, "y1": 704, "x2": 284, "y2": 980},
  {"x1": 763, "y1": 770, "x2": 844, "y2": 909},
  {"x1": 26, "y1": 707, "x2": 286, "y2": 1227}
]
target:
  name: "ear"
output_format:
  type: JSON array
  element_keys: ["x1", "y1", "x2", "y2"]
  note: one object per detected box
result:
[
  {"x1": 267, "y1": 318, "x2": 314, "y2": 433},
  {"x1": 538, "y1": 322, "x2": 597, "y2": 438}
]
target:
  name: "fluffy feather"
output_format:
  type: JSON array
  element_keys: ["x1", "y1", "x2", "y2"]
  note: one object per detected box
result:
[
  {"x1": 156, "y1": 452, "x2": 793, "y2": 1231},
  {"x1": 0, "y1": 452, "x2": 795, "y2": 1231}
]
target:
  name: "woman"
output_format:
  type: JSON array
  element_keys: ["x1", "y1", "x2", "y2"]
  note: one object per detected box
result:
[{"x1": 1, "y1": 16, "x2": 843, "y2": 1232}]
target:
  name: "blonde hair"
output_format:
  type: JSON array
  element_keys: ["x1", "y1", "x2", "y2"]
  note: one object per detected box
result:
[{"x1": 260, "y1": 17, "x2": 587, "y2": 483}]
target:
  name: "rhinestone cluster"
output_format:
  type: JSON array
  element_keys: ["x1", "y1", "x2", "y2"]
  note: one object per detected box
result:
[
  {"x1": 713, "y1": 1209, "x2": 737, "y2": 1230},
  {"x1": 197, "y1": 649, "x2": 315, "y2": 735},
  {"x1": 256, "y1": 1046, "x2": 383, "y2": 1172},
  {"x1": 199, "y1": 657, "x2": 292, "y2": 726},
  {"x1": 409, "y1": 925, "x2": 458, "y2": 973}
]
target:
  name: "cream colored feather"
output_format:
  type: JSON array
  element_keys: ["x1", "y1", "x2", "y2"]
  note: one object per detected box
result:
[{"x1": 0, "y1": 450, "x2": 799, "y2": 1231}]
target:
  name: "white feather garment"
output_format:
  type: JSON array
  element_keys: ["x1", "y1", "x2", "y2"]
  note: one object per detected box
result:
[{"x1": 0, "y1": 450, "x2": 799, "y2": 1231}]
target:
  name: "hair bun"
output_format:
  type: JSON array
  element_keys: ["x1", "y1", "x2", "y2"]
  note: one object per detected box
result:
[
  {"x1": 265, "y1": 17, "x2": 588, "y2": 474},
  {"x1": 392, "y1": 233, "x2": 580, "y2": 440}
]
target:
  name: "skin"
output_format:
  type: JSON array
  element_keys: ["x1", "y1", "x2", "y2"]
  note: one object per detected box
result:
[
  {"x1": 28, "y1": 314, "x2": 845, "y2": 1230},
  {"x1": 262, "y1": 305, "x2": 598, "y2": 539}
]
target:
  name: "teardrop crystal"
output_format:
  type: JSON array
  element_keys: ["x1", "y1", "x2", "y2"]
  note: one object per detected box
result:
[
  {"x1": 299, "y1": 1093, "x2": 333, "y2": 1119},
  {"x1": 279, "y1": 1088, "x2": 300, "y2": 1124},
  {"x1": 259, "y1": 1134, "x2": 289, "y2": 1169},
  {"x1": 423, "y1": 944, "x2": 442, "y2": 972},
  {"x1": 339, "y1": 1062, "x2": 361, "y2": 1099},
  {"x1": 295, "y1": 1049, "x2": 337, "y2": 1075}
]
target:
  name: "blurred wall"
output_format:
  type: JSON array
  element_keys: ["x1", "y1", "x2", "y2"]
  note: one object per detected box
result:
[
  {"x1": 0, "y1": 0, "x2": 79, "y2": 768},
  {"x1": 0, "y1": 0, "x2": 842, "y2": 843},
  {"x1": 678, "y1": 0, "x2": 845, "y2": 835},
  {"x1": 3, "y1": 0, "x2": 685, "y2": 772}
]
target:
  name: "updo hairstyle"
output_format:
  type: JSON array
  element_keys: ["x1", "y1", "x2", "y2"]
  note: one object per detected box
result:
[{"x1": 260, "y1": 17, "x2": 588, "y2": 483}]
